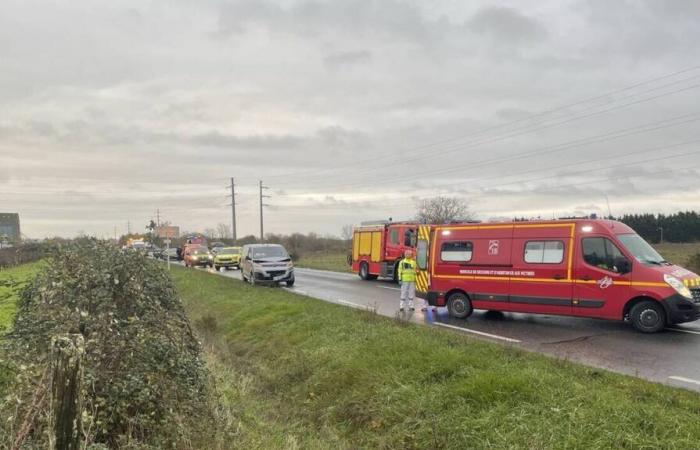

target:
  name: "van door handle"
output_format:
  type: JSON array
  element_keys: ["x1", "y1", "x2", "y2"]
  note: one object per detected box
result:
[{"x1": 553, "y1": 274, "x2": 564, "y2": 280}]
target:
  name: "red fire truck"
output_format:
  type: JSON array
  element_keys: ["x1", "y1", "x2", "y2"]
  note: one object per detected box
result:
[
  {"x1": 351, "y1": 221, "x2": 418, "y2": 281},
  {"x1": 414, "y1": 219, "x2": 700, "y2": 333}
]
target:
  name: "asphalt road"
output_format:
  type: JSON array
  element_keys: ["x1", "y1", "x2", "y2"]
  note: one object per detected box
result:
[{"x1": 177, "y1": 261, "x2": 700, "y2": 392}]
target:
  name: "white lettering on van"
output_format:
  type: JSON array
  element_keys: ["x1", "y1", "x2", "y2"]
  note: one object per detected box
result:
[{"x1": 458, "y1": 269, "x2": 535, "y2": 277}]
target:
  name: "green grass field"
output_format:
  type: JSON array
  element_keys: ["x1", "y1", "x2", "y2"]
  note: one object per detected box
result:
[
  {"x1": 0, "y1": 261, "x2": 43, "y2": 331},
  {"x1": 172, "y1": 266, "x2": 700, "y2": 449},
  {"x1": 296, "y1": 251, "x2": 351, "y2": 272},
  {"x1": 655, "y1": 242, "x2": 700, "y2": 267}
]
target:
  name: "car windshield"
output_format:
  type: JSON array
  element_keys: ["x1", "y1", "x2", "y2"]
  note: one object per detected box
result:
[
  {"x1": 219, "y1": 248, "x2": 240, "y2": 255},
  {"x1": 617, "y1": 234, "x2": 666, "y2": 265},
  {"x1": 252, "y1": 246, "x2": 288, "y2": 258}
]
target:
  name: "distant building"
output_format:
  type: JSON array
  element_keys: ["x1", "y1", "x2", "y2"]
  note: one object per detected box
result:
[
  {"x1": 155, "y1": 225, "x2": 179, "y2": 239},
  {"x1": 0, "y1": 213, "x2": 20, "y2": 242}
]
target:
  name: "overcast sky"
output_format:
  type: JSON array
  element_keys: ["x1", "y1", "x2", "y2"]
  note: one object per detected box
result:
[{"x1": 2, "y1": 0, "x2": 700, "y2": 239}]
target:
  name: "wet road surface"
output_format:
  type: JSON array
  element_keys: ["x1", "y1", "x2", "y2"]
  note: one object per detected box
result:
[{"x1": 179, "y1": 262, "x2": 700, "y2": 392}]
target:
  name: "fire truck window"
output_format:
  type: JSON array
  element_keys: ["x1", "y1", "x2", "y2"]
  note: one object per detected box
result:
[
  {"x1": 582, "y1": 237, "x2": 626, "y2": 273},
  {"x1": 390, "y1": 229, "x2": 399, "y2": 245},
  {"x1": 416, "y1": 240, "x2": 428, "y2": 269},
  {"x1": 404, "y1": 229, "x2": 416, "y2": 247},
  {"x1": 524, "y1": 241, "x2": 564, "y2": 264},
  {"x1": 441, "y1": 241, "x2": 473, "y2": 262}
]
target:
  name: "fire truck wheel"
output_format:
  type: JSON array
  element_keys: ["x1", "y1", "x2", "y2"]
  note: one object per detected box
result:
[
  {"x1": 359, "y1": 262, "x2": 371, "y2": 280},
  {"x1": 630, "y1": 300, "x2": 666, "y2": 333},
  {"x1": 447, "y1": 292, "x2": 473, "y2": 319}
]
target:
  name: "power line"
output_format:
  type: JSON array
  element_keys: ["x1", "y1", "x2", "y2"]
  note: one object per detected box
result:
[
  {"x1": 278, "y1": 111, "x2": 700, "y2": 193},
  {"x1": 253, "y1": 65, "x2": 700, "y2": 183}
]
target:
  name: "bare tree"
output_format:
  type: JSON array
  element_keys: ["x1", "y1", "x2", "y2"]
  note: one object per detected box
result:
[
  {"x1": 216, "y1": 223, "x2": 231, "y2": 239},
  {"x1": 203, "y1": 228, "x2": 217, "y2": 239},
  {"x1": 341, "y1": 224, "x2": 354, "y2": 241},
  {"x1": 415, "y1": 196, "x2": 472, "y2": 224}
]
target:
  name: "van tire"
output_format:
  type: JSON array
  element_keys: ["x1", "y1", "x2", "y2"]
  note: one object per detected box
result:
[
  {"x1": 286, "y1": 276, "x2": 295, "y2": 287},
  {"x1": 630, "y1": 300, "x2": 666, "y2": 333},
  {"x1": 447, "y1": 292, "x2": 473, "y2": 319}
]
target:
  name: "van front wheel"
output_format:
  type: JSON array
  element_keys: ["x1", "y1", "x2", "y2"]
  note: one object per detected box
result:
[
  {"x1": 447, "y1": 292, "x2": 473, "y2": 319},
  {"x1": 630, "y1": 300, "x2": 666, "y2": 333}
]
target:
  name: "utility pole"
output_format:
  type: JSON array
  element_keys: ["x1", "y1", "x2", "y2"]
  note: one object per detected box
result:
[
  {"x1": 259, "y1": 180, "x2": 270, "y2": 242},
  {"x1": 114, "y1": 226, "x2": 117, "y2": 242},
  {"x1": 127, "y1": 221, "x2": 131, "y2": 235},
  {"x1": 658, "y1": 226, "x2": 664, "y2": 244},
  {"x1": 227, "y1": 178, "x2": 237, "y2": 241},
  {"x1": 156, "y1": 209, "x2": 160, "y2": 227}
]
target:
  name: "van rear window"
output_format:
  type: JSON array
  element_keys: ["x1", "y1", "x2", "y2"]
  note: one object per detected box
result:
[
  {"x1": 524, "y1": 241, "x2": 564, "y2": 264},
  {"x1": 441, "y1": 241, "x2": 473, "y2": 262}
]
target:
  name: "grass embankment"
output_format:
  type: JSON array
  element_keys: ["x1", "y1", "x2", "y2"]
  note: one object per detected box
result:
[
  {"x1": 173, "y1": 267, "x2": 700, "y2": 449},
  {"x1": 296, "y1": 251, "x2": 351, "y2": 272},
  {"x1": 655, "y1": 242, "x2": 700, "y2": 267},
  {"x1": 0, "y1": 261, "x2": 43, "y2": 330}
]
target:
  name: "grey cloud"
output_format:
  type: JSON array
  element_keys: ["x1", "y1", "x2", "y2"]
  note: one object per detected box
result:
[
  {"x1": 467, "y1": 6, "x2": 546, "y2": 43},
  {"x1": 323, "y1": 50, "x2": 372, "y2": 68}
]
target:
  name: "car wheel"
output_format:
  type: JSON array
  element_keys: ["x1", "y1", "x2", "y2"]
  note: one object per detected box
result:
[
  {"x1": 447, "y1": 292, "x2": 473, "y2": 319},
  {"x1": 630, "y1": 300, "x2": 666, "y2": 333},
  {"x1": 286, "y1": 276, "x2": 295, "y2": 287},
  {"x1": 214, "y1": 265, "x2": 219, "y2": 271}
]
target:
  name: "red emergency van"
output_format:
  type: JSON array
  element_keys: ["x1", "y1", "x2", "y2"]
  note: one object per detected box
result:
[
  {"x1": 351, "y1": 221, "x2": 417, "y2": 281},
  {"x1": 415, "y1": 219, "x2": 700, "y2": 333}
]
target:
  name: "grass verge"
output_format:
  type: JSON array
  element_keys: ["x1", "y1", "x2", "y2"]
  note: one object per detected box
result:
[
  {"x1": 0, "y1": 261, "x2": 43, "y2": 331},
  {"x1": 173, "y1": 266, "x2": 700, "y2": 449},
  {"x1": 296, "y1": 251, "x2": 351, "y2": 273}
]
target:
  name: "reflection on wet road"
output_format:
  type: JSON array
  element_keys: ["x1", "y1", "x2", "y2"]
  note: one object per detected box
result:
[{"x1": 182, "y1": 263, "x2": 700, "y2": 392}]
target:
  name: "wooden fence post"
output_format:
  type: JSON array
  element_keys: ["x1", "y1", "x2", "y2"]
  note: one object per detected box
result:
[{"x1": 50, "y1": 334, "x2": 85, "y2": 450}]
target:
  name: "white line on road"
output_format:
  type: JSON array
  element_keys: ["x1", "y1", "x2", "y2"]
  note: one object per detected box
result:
[
  {"x1": 335, "y1": 299, "x2": 376, "y2": 312},
  {"x1": 435, "y1": 322, "x2": 522, "y2": 343},
  {"x1": 376, "y1": 286, "x2": 401, "y2": 291},
  {"x1": 669, "y1": 376, "x2": 700, "y2": 386},
  {"x1": 667, "y1": 327, "x2": 700, "y2": 335}
]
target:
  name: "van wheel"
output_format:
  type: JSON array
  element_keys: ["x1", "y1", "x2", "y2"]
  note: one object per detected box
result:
[
  {"x1": 286, "y1": 276, "x2": 295, "y2": 287},
  {"x1": 630, "y1": 300, "x2": 666, "y2": 333},
  {"x1": 447, "y1": 292, "x2": 473, "y2": 319}
]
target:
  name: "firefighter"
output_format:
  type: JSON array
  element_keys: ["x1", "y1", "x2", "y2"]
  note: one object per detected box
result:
[{"x1": 398, "y1": 249, "x2": 417, "y2": 311}]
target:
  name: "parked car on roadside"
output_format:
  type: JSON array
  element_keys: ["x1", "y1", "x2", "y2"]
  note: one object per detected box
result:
[
  {"x1": 241, "y1": 244, "x2": 294, "y2": 286},
  {"x1": 213, "y1": 246, "x2": 242, "y2": 270},
  {"x1": 160, "y1": 247, "x2": 180, "y2": 261},
  {"x1": 183, "y1": 246, "x2": 213, "y2": 268}
]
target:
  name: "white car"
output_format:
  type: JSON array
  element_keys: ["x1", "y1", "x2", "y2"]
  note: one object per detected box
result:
[{"x1": 240, "y1": 244, "x2": 294, "y2": 286}]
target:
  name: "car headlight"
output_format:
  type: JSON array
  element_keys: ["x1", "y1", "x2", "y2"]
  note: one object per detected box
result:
[
  {"x1": 208, "y1": 255, "x2": 213, "y2": 259},
  {"x1": 664, "y1": 274, "x2": 692, "y2": 299}
]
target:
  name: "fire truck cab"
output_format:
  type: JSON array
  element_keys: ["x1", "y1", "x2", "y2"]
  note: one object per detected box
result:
[
  {"x1": 415, "y1": 219, "x2": 700, "y2": 333},
  {"x1": 351, "y1": 221, "x2": 417, "y2": 281}
]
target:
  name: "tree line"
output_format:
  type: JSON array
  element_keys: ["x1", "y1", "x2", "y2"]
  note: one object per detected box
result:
[{"x1": 617, "y1": 211, "x2": 700, "y2": 243}]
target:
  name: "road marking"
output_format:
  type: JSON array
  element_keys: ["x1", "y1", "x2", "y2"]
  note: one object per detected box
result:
[
  {"x1": 335, "y1": 299, "x2": 376, "y2": 312},
  {"x1": 377, "y1": 286, "x2": 401, "y2": 291},
  {"x1": 434, "y1": 322, "x2": 521, "y2": 343},
  {"x1": 669, "y1": 376, "x2": 700, "y2": 386},
  {"x1": 667, "y1": 327, "x2": 700, "y2": 335}
]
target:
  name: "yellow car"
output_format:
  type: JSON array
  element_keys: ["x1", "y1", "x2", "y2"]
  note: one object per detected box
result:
[{"x1": 213, "y1": 247, "x2": 242, "y2": 270}]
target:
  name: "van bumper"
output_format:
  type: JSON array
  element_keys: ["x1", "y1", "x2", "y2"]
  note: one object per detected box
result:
[{"x1": 662, "y1": 294, "x2": 700, "y2": 324}]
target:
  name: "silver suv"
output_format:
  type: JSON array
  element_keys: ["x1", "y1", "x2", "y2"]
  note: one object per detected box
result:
[{"x1": 241, "y1": 244, "x2": 295, "y2": 286}]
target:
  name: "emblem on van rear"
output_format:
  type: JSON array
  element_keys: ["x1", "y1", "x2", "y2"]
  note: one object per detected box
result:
[
  {"x1": 597, "y1": 276, "x2": 613, "y2": 289},
  {"x1": 488, "y1": 240, "x2": 500, "y2": 255}
]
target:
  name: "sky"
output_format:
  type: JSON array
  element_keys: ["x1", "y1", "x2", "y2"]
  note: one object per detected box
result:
[{"x1": 2, "y1": 0, "x2": 700, "y2": 239}]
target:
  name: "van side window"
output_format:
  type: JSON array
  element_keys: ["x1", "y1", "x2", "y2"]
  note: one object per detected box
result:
[
  {"x1": 582, "y1": 238, "x2": 626, "y2": 273},
  {"x1": 524, "y1": 241, "x2": 564, "y2": 264},
  {"x1": 416, "y1": 240, "x2": 428, "y2": 269},
  {"x1": 441, "y1": 241, "x2": 473, "y2": 262},
  {"x1": 390, "y1": 229, "x2": 399, "y2": 245}
]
